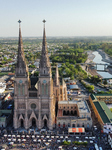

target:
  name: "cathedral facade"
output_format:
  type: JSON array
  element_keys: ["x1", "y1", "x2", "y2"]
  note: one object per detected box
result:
[{"x1": 13, "y1": 21, "x2": 67, "y2": 130}]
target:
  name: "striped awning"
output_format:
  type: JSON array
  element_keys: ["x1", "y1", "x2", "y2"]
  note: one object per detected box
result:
[{"x1": 68, "y1": 128, "x2": 85, "y2": 133}]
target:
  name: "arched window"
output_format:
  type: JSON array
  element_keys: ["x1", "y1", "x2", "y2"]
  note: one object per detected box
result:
[
  {"x1": 18, "y1": 84, "x2": 20, "y2": 95},
  {"x1": 82, "y1": 123, "x2": 84, "y2": 127},
  {"x1": 20, "y1": 84, "x2": 22, "y2": 95},
  {"x1": 46, "y1": 84, "x2": 48, "y2": 95},
  {"x1": 71, "y1": 111, "x2": 73, "y2": 116},
  {"x1": 20, "y1": 119, "x2": 24, "y2": 127},
  {"x1": 42, "y1": 84, "x2": 44, "y2": 95},
  {"x1": 72, "y1": 124, "x2": 75, "y2": 127},
  {"x1": 63, "y1": 110, "x2": 66, "y2": 116},
  {"x1": 77, "y1": 124, "x2": 80, "y2": 127},
  {"x1": 22, "y1": 85, "x2": 24, "y2": 95},
  {"x1": 67, "y1": 110, "x2": 69, "y2": 115},
  {"x1": 74, "y1": 110, "x2": 77, "y2": 116},
  {"x1": 32, "y1": 118, "x2": 36, "y2": 127}
]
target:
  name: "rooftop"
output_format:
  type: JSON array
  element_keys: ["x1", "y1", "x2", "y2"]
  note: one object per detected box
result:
[
  {"x1": 95, "y1": 94, "x2": 112, "y2": 96},
  {"x1": 70, "y1": 84, "x2": 79, "y2": 90},
  {"x1": 58, "y1": 99, "x2": 90, "y2": 113},
  {"x1": 94, "y1": 101, "x2": 112, "y2": 123},
  {"x1": 90, "y1": 94, "x2": 97, "y2": 101}
]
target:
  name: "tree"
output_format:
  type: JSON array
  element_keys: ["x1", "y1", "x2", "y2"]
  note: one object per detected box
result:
[
  {"x1": 63, "y1": 44, "x2": 68, "y2": 50},
  {"x1": 34, "y1": 71, "x2": 39, "y2": 76},
  {"x1": 103, "y1": 79, "x2": 107, "y2": 85}
]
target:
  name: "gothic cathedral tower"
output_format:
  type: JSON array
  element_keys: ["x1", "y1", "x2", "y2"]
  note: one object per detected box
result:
[
  {"x1": 13, "y1": 20, "x2": 29, "y2": 129},
  {"x1": 38, "y1": 20, "x2": 55, "y2": 130},
  {"x1": 13, "y1": 20, "x2": 56, "y2": 130}
]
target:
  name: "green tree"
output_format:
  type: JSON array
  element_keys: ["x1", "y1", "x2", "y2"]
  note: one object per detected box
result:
[{"x1": 103, "y1": 79, "x2": 107, "y2": 85}]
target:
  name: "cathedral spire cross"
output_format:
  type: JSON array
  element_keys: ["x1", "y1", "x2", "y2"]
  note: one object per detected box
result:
[
  {"x1": 18, "y1": 20, "x2": 21, "y2": 28},
  {"x1": 43, "y1": 19, "x2": 46, "y2": 28}
]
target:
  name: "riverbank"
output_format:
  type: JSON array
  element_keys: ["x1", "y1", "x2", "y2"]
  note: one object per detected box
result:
[
  {"x1": 83, "y1": 51, "x2": 102, "y2": 77},
  {"x1": 86, "y1": 49, "x2": 112, "y2": 64},
  {"x1": 97, "y1": 49, "x2": 112, "y2": 64},
  {"x1": 85, "y1": 51, "x2": 95, "y2": 63},
  {"x1": 84, "y1": 50, "x2": 112, "y2": 78}
]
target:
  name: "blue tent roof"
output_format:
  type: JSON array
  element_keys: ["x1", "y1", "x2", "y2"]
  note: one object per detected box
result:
[{"x1": 70, "y1": 84, "x2": 79, "y2": 90}]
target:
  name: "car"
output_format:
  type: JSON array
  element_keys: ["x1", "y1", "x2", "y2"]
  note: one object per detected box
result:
[
  {"x1": 90, "y1": 140, "x2": 93, "y2": 143},
  {"x1": 73, "y1": 147, "x2": 77, "y2": 149},
  {"x1": 7, "y1": 106, "x2": 12, "y2": 109}
]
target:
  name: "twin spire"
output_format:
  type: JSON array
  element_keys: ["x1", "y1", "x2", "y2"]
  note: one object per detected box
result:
[{"x1": 15, "y1": 19, "x2": 51, "y2": 77}]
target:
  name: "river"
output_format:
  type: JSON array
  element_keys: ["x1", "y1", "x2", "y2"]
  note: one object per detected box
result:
[{"x1": 92, "y1": 51, "x2": 112, "y2": 79}]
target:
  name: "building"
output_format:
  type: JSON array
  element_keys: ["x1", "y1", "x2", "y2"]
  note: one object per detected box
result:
[
  {"x1": 95, "y1": 93, "x2": 112, "y2": 104},
  {"x1": 0, "y1": 82, "x2": 6, "y2": 93},
  {"x1": 57, "y1": 99, "x2": 92, "y2": 128},
  {"x1": 103, "y1": 123, "x2": 112, "y2": 134},
  {"x1": 0, "y1": 110, "x2": 12, "y2": 127},
  {"x1": 13, "y1": 20, "x2": 67, "y2": 130},
  {"x1": 0, "y1": 78, "x2": 6, "y2": 93},
  {"x1": 108, "y1": 133, "x2": 112, "y2": 148},
  {"x1": 89, "y1": 94, "x2": 112, "y2": 129}
]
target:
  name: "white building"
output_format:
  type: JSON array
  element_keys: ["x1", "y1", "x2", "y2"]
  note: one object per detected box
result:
[
  {"x1": 103, "y1": 123, "x2": 112, "y2": 134},
  {"x1": 108, "y1": 133, "x2": 112, "y2": 148},
  {"x1": 0, "y1": 82, "x2": 6, "y2": 93}
]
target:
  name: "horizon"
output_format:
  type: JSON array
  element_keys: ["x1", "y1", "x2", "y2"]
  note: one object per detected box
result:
[
  {"x1": 1, "y1": 0, "x2": 112, "y2": 37},
  {"x1": 1, "y1": 35, "x2": 112, "y2": 38}
]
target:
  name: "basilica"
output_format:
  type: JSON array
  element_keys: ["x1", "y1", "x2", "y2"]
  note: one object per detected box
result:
[{"x1": 13, "y1": 20, "x2": 67, "y2": 130}]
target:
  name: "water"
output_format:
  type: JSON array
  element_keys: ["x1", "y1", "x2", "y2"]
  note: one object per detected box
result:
[{"x1": 92, "y1": 51, "x2": 112, "y2": 78}]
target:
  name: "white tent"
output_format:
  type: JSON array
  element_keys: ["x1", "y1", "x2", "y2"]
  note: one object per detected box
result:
[{"x1": 68, "y1": 127, "x2": 85, "y2": 133}]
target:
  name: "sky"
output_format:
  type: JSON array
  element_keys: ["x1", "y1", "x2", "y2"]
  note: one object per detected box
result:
[{"x1": 0, "y1": 0, "x2": 112, "y2": 37}]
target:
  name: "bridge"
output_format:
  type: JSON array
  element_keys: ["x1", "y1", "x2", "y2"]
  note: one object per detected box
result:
[
  {"x1": 77, "y1": 63, "x2": 112, "y2": 71},
  {"x1": 78, "y1": 63, "x2": 109, "y2": 65}
]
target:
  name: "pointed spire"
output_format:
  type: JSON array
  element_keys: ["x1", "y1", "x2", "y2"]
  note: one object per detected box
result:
[
  {"x1": 15, "y1": 20, "x2": 28, "y2": 77},
  {"x1": 39, "y1": 20, "x2": 51, "y2": 76},
  {"x1": 18, "y1": 20, "x2": 24, "y2": 57},
  {"x1": 42, "y1": 19, "x2": 47, "y2": 54},
  {"x1": 42, "y1": 19, "x2": 46, "y2": 47},
  {"x1": 55, "y1": 65, "x2": 59, "y2": 86}
]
